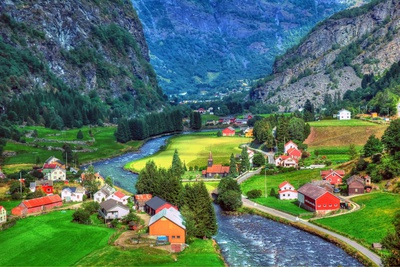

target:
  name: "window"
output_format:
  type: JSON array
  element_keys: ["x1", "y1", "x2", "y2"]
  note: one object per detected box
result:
[
  {"x1": 177, "y1": 236, "x2": 180, "y2": 239},
  {"x1": 323, "y1": 204, "x2": 326, "y2": 207},
  {"x1": 329, "y1": 204, "x2": 332, "y2": 207},
  {"x1": 355, "y1": 188, "x2": 358, "y2": 192},
  {"x1": 283, "y1": 194, "x2": 285, "y2": 197},
  {"x1": 318, "y1": 205, "x2": 321, "y2": 207},
  {"x1": 172, "y1": 236, "x2": 176, "y2": 239}
]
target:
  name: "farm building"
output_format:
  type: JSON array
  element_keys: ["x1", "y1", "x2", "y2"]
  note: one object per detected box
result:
[
  {"x1": 297, "y1": 183, "x2": 340, "y2": 213},
  {"x1": 275, "y1": 155, "x2": 298, "y2": 168},
  {"x1": 98, "y1": 199, "x2": 129, "y2": 221},
  {"x1": 347, "y1": 175, "x2": 365, "y2": 196},
  {"x1": 284, "y1": 140, "x2": 298, "y2": 154},
  {"x1": 94, "y1": 184, "x2": 116, "y2": 203},
  {"x1": 61, "y1": 186, "x2": 85, "y2": 202},
  {"x1": 107, "y1": 191, "x2": 130, "y2": 205},
  {"x1": 222, "y1": 127, "x2": 236, "y2": 136},
  {"x1": 11, "y1": 195, "x2": 63, "y2": 216},
  {"x1": 278, "y1": 181, "x2": 298, "y2": 200},
  {"x1": 149, "y1": 207, "x2": 186, "y2": 252},
  {"x1": 202, "y1": 151, "x2": 230, "y2": 178},
  {"x1": 320, "y1": 169, "x2": 345, "y2": 185},
  {"x1": 337, "y1": 109, "x2": 351, "y2": 120},
  {"x1": 134, "y1": 194, "x2": 152, "y2": 211},
  {"x1": 0, "y1": 206, "x2": 6, "y2": 223},
  {"x1": 29, "y1": 180, "x2": 54, "y2": 195},
  {"x1": 145, "y1": 196, "x2": 178, "y2": 216}
]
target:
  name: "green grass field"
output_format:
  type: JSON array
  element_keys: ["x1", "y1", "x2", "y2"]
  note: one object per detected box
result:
[
  {"x1": 125, "y1": 132, "x2": 251, "y2": 172},
  {"x1": 308, "y1": 119, "x2": 381, "y2": 127},
  {"x1": 314, "y1": 193, "x2": 400, "y2": 246},
  {"x1": 3, "y1": 126, "x2": 143, "y2": 174},
  {"x1": 240, "y1": 169, "x2": 320, "y2": 216},
  {"x1": 75, "y1": 239, "x2": 224, "y2": 266},
  {"x1": 0, "y1": 210, "x2": 115, "y2": 266},
  {"x1": 0, "y1": 200, "x2": 20, "y2": 213}
]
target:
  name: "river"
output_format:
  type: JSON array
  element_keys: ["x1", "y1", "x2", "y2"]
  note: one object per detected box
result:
[{"x1": 87, "y1": 135, "x2": 362, "y2": 266}]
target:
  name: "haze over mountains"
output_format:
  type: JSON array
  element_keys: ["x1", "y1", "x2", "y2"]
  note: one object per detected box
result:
[{"x1": 131, "y1": 0, "x2": 362, "y2": 98}]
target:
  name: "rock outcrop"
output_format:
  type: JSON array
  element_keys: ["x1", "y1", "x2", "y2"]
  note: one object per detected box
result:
[{"x1": 251, "y1": 0, "x2": 400, "y2": 111}]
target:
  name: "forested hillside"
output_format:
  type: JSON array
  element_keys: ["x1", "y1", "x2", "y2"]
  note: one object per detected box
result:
[
  {"x1": 131, "y1": 0, "x2": 359, "y2": 98},
  {"x1": 0, "y1": 0, "x2": 166, "y2": 137}
]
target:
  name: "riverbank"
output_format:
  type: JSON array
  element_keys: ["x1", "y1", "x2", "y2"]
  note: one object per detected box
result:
[{"x1": 240, "y1": 199, "x2": 381, "y2": 267}]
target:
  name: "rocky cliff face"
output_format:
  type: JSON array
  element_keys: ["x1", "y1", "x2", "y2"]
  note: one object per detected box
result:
[
  {"x1": 131, "y1": 0, "x2": 358, "y2": 97},
  {"x1": 0, "y1": 0, "x2": 165, "y2": 116},
  {"x1": 251, "y1": 0, "x2": 400, "y2": 111}
]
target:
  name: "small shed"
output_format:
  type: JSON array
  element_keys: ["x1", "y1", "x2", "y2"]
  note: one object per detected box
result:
[{"x1": 347, "y1": 175, "x2": 365, "y2": 196}]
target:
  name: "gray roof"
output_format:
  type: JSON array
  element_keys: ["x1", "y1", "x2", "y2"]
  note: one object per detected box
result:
[
  {"x1": 149, "y1": 207, "x2": 185, "y2": 230},
  {"x1": 346, "y1": 175, "x2": 364, "y2": 186},
  {"x1": 298, "y1": 183, "x2": 329, "y2": 200},
  {"x1": 99, "y1": 184, "x2": 116, "y2": 197},
  {"x1": 100, "y1": 199, "x2": 129, "y2": 211},
  {"x1": 145, "y1": 196, "x2": 167, "y2": 210}
]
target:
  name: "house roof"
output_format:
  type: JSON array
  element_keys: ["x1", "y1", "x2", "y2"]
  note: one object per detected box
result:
[
  {"x1": 43, "y1": 163, "x2": 58, "y2": 169},
  {"x1": 284, "y1": 140, "x2": 297, "y2": 147},
  {"x1": 298, "y1": 183, "x2": 329, "y2": 200},
  {"x1": 134, "y1": 194, "x2": 152, "y2": 201},
  {"x1": 223, "y1": 127, "x2": 235, "y2": 133},
  {"x1": 113, "y1": 191, "x2": 126, "y2": 199},
  {"x1": 149, "y1": 207, "x2": 186, "y2": 230},
  {"x1": 100, "y1": 199, "x2": 129, "y2": 211},
  {"x1": 145, "y1": 196, "x2": 168, "y2": 210},
  {"x1": 206, "y1": 164, "x2": 230, "y2": 174},
  {"x1": 338, "y1": 109, "x2": 351, "y2": 113},
  {"x1": 97, "y1": 184, "x2": 116, "y2": 197},
  {"x1": 279, "y1": 181, "x2": 290, "y2": 188},
  {"x1": 0, "y1": 206, "x2": 4, "y2": 211},
  {"x1": 21, "y1": 195, "x2": 62, "y2": 208},
  {"x1": 346, "y1": 175, "x2": 364, "y2": 186},
  {"x1": 320, "y1": 169, "x2": 345, "y2": 178},
  {"x1": 62, "y1": 186, "x2": 77, "y2": 193},
  {"x1": 36, "y1": 180, "x2": 54, "y2": 186},
  {"x1": 278, "y1": 189, "x2": 297, "y2": 194},
  {"x1": 287, "y1": 147, "x2": 302, "y2": 156}
]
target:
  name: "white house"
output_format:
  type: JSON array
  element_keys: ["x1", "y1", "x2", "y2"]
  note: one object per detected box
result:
[
  {"x1": 94, "y1": 184, "x2": 116, "y2": 203},
  {"x1": 98, "y1": 199, "x2": 129, "y2": 221},
  {"x1": 0, "y1": 206, "x2": 6, "y2": 224},
  {"x1": 278, "y1": 181, "x2": 298, "y2": 200},
  {"x1": 42, "y1": 165, "x2": 66, "y2": 181},
  {"x1": 61, "y1": 187, "x2": 85, "y2": 202},
  {"x1": 275, "y1": 155, "x2": 298, "y2": 168},
  {"x1": 107, "y1": 191, "x2": 130, "y2": 205},
  {"x1": 337, "y1": 109, "x2": 351, "y2": 120},
  {"x1": 284, "y1": 140, "x2": 298, "y2": 154}
]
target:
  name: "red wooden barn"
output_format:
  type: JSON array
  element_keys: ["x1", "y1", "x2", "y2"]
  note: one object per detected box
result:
[
  {"x1": 12, "y1": 195, "x2": 62, "y2": 216},
  {"x1": 222, "y1": 127, "x2": 235, "y2": 136},
  {"x1": 297, "y1": 183, "x2": 340, "y2": 213}
]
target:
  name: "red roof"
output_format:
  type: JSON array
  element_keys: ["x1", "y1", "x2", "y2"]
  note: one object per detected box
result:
[
  {"x1": 114, "y1": 191, "x2": 126, "y2": 199},
  {"x1": 134, "y1": 194, "x2": 152, "y2": 201},
  {"x1": 43, "y1": 163, "x2": 57, "y2": 169},
  {"x1": 287, "y1": 148, "x2": 302, "y2": 157},
  {"x1": 206, "y1": 164, "x2": 230, "y2": 174},
  {"x1": 279, "y1": 181, "x2": 290, "y2": 188},
  {"x1": 284, "y1": 140, "x2": 297, "y2": 147},
  {"x1": 222, "y1": 127, "x2": 235, "y2": 134},
  {"x1": 0, "y1": 206, "x2": 4, "y2": 210},
  {"x1": 22, "y1": 195, "x2": 62, "y2": 208},
  {"x1": 278, "y1": 189, "x2": 297, "y2": 194},
  {"x1": 320, "y1": 169, "x2": 345, "y2": 178}
]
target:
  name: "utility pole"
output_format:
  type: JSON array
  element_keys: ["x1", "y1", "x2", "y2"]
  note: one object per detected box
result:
[{"x1": 264, "y1": 156, "x2": 267, "y2": 198}]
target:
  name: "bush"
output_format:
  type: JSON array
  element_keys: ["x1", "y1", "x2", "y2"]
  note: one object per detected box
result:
[
  {"x1": 247, "y1": 189, "x2": 262, "y2": 199},
  {"x1": 82, "y1": 201, "x2": 100, "y2": 214},
  {"x1": 72, "y1": 208, "x2": 91, "y2": 224}
]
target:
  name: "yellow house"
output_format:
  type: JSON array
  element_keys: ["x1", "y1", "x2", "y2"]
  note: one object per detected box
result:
[
  {"x1": 244, "y1": 127, "x2": 253, "y2": 137},
  {"x1": 371, "y1": 112, "x2": 378, "y2": 118}
]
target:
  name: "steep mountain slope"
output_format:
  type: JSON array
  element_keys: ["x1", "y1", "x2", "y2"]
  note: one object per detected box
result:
[
  {"x1": 251, "y1": 0, "x2": 400, "y2": 111},
  {"x1": 131, "y1": 0, "x2": 360, "y2": 97},
  {"x1": 0, "y1": 0, "x2": 165, "y2": 128}
]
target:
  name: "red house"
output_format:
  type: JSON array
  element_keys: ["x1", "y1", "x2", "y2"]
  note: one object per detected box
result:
[
  {"x1": 144, "y1": 196, "x2": 178, "y2": 216},
  {"x1": 222, "y1": 127, "x2": 235, "y2": 136},
  {"x1": 202, "y1": 151, "x2": 230, "y2": 178},
  {"x1": 320, "y1": 169, "x2": 345, "y2": 185},
  {"x1": 12, "y1": 195, "x2": 62, "y2": 216},
  {"x1": 287, "y1": 147, "x2": 302, "y2": 160},
  {"x1": 297, "y1": 183, "x2": 340, "y2": 213}
]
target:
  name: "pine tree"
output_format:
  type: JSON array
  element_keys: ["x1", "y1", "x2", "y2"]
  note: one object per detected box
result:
[
  {"x1": 171, "y1": 149, "x2": 184, "y2": 178},
  {"x1": 76, "y1": 129, "x2": 84, "y2": 140},
  {"x1": 228, "y1": 153, "x2": 237, "y2": 177},
  {"x1": 136, "y1": 161, "x2": 161, "y2": 195},
  {"x1": 240, "y1": 147, "x2": 250, "y2": 173}
]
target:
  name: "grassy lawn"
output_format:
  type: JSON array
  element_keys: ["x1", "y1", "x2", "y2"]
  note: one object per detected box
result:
[
  {"x1": 3, "y1": 126, "x2": 143, "y2": 174},
  {"x1": 0, "y1": 210, "x2": 115, "y2": 266},
  {"x1": 240, "y1": 169, "x2": 320, "y2": 216},
  {"x1": 308, "y1": 119, "x2": 382, "y2": 127},
  {"x1": 75, "y1": 239, "x2": 224, "y2": 266},
  {"x1": 182, "y1": 181, "x2": 220, "y2": 193},
  {"x1": 0, "y1": 200, "x2": 20, "y2": 213},
  {"x1": 125, "y1": 132, "x2": 251, "y2": 172},
  {"x1": 313, "y1": 192, "x2": 400, "y2": 247}
]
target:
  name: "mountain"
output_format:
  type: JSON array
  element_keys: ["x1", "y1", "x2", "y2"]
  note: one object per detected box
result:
[
  {"x1": 0, "y1": 0, "x2": 166, "y2": 129},
  {"x1": 131, "y1": 0, "x2": 361, "y2": 98},
  {"x1": 251, "y1": 0, "x2": 400, "y2": 111}
]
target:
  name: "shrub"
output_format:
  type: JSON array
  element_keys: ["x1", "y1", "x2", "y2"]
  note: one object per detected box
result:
[{"x1": 247, "y1": 189, "x2": 262, "y2": 199}]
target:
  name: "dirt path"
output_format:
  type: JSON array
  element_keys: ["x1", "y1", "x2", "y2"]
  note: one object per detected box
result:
[{"x1": 303, "y1": 126, "x2": 316, "y2": 145}]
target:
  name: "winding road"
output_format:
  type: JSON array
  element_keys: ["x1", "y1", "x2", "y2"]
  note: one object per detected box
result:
[{"x1": 242, "y1": 198, "x2": 382, "y2": 266}]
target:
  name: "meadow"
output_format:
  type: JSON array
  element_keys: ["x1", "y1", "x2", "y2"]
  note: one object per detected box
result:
[
  {"x1": 3, "y1": 126, "x2": 142, "y2": 173},
  {"x1": 0, "y1": 210, "x2": 115, "y2": 266},
  {"x1": 125, "y1": 132, "x2": 252, "y2": 172},
  {"x1": 75, "y1": 239, "x2": 224, "y2": 266},
  {"x1": 313, "y1": 192, "x2": 400, "y2": 247},
  {"x1": 240, "y1": 169, "x2": 320, "y2": 216}
]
